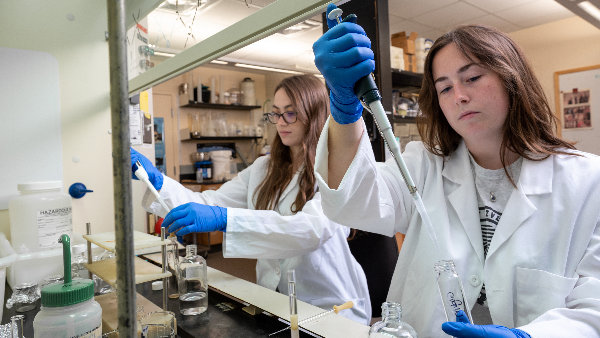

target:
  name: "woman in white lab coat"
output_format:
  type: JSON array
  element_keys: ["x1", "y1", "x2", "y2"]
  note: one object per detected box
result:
[
  {"x1": 132, "y1": 75, "x2": 371, "y2": 324},
  {"x1": 312, "y1": 5, "x2": 600, "y2": 338}
]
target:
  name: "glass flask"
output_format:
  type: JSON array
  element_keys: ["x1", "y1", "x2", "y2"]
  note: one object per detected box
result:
[
  {"x1": 167, "y1": 235, "x2": 180, "y2": 299},
  {"x1": 368, "y1": 302, "x2": 417, "y2": 338},
  {"x1": 434, "y1": 260, "x2": 473, "y2": 323},
  {"x1": 178, "y1": 245, "x2": 208, "y2": 315}
]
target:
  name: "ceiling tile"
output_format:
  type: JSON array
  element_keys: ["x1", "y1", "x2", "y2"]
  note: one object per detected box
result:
[
  {"x1": 500, "y1": 23, "x2": 526, "y2": 33},
  {"x1": 262, "y1": 39, "x2": 313, "y2": 57},
  {"x1": 199, "y1": 0, "x2": 260, "y2": 26},
  {"x1": 240, "y1": 50, "x2": 291, "y2": 64},
  {"x1": 288, "y1": 27, "x2": 323, "y2": 44},
  {"x1": 413, "y1": 2, "x2": 488, "y2": 29},
  {"x1": 389, "y1": 13, "x2": 404, "y2": 26},
  {"x1": 458, "y1": 14, "x2": 514, "y2": 29},
  {"x1": 462, "y1": 0, "x2": 537, "y2": 13},
  {"x1": 495, "y1": 0, "x2": 571, "y2": 25},
  {"x1": 389, "y1": 19, "x2": 435, "y2": 36},
  {"x1": 277, "y1": 55, "x2": 318, "y2": 72},
  {"x1": 516, "y1": 9, "x2": 575, "y2": 28},
  {"x1": 388, "y1": 0, "x2": 459, "y2": 19},
  {"x1": 417, "y1": 28, "x2": 447, "y2": 41}
]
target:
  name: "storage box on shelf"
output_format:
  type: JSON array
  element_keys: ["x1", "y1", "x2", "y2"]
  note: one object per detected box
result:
[{"x1": 392, "y1": 31, "x2": 418, "y2": 72}]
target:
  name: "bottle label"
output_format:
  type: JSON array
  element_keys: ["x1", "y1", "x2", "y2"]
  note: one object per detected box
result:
[
  {"x1": 71, "y1": 324, "x2": 101, "y2": 338},
  {"x1": 37, "y1": 207, "x2": 73, "y2": 249}
]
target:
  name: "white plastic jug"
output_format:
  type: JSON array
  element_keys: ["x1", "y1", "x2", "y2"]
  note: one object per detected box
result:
[
  {"x1": 8, "y1": 181, "x2": 70, "y2": 287},
  {"x1": 0, "y1": 233, "x2": 18, "y2": 320}
]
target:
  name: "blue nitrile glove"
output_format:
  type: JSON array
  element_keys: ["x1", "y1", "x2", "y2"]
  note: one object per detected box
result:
[
  {"x1": 162, "y1": 202, "x2": 227, "y2": 236},
  {"x1": 130, "y1": 147, "x2": 163, "y2": 190},
  {"x1": 442, "y1": 310, "x2": 531, "y2": 338},
  {"x1": 313, "y1": 3, "x2": 375, "y2": 124}
]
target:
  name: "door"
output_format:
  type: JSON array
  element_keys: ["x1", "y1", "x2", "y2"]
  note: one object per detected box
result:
[{"x1": 153, "y1": 94, "x2": 179, "y2": 181}]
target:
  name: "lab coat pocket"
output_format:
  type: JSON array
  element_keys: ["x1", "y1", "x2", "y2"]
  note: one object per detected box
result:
[{"x1": 515, "y1": 267, "x2": 577, "y2": 326}]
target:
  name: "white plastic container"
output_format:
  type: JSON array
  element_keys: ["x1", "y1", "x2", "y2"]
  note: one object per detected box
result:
[
  {"x1": 210, "y1": 150, "x2": 232, "y2": 181},
  {"x1": 34, "y1": 298, "x2": 102, "y2": 337},
  {"x1": 0, "y1": 233, "x2": 18, "y2": 320},
  {"x1": 240, "y1": 78, "x2": 255, "y2": 106},
  {"x1": 8, "y1": 181, "x2": 72, "y2": 288},
  {"x1": 34, "y1": 234, "x2": 102, "y2": 338}
]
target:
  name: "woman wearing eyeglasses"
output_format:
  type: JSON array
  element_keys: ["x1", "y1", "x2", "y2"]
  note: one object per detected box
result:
[{"x1": 131, "y1": 75, "x2": 371, "y2": 324}]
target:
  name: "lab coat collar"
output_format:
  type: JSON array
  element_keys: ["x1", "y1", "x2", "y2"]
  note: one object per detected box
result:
[
  {"x1": 442, "y1": 141, "x2": 554, "y2": 262},
  {"x1": 486, "y1": 154, "x2": 553, "y2": 258},
  {"x1": 276, "y1": 165, "x2": 302, "y2": 212},
  {"x1": 443, "y1": 141, "x2": 485, "y2": 266}
]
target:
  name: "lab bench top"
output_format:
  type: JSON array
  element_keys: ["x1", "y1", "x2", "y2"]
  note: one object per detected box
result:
[{"x1": 2, "y1": 258, "x2": 370, "y2": 338}]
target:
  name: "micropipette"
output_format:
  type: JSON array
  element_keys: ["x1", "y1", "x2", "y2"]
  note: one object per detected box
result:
[
  {"x1": 328, "y1": 8, "x2": 442, "y2": 256},
  {"x1": 133, "y1": 161, "x2": 171, "y2": 212},
  {"x1": 269, "y1": 301, "x2": 354, "y2": 336}
]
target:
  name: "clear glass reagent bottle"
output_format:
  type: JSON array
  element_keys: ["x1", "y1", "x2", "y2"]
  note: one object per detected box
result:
[
  {"x1": 178, "y1": 245, "x2": 208, "y2": 315},
  {"x1": 167, "y1": 235, "x2": 180, "y2": 299},
  {"x1": 434, "y1": 260, "x2": 473, "y2": 323},
  {"x1": 368, "y1": 302, "x2": 417, "y2": 337}
]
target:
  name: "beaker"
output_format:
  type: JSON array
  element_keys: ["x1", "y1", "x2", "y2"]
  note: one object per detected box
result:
[
  {"x1": 190, "y1": 113, "x2": 201, "y2": 138},
  {"x1": 434, "y1": 260, "x2": 473, "y2": 323},
  {"x1": 139, "y1": 311, "x2": 176, "y2": 338},
  {"x1": 167, "y1": 236, "x2": 180, "y2": 299}
]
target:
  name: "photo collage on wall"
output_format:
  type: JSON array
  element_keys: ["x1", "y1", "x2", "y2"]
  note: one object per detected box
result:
[{"x1": 562, "y1": 89, "x2": 592, "y2": 129}]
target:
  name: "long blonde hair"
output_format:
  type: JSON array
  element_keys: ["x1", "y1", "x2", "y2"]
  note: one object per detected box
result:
[{"x1": 253, "y1": 75, "x2": 329, "y2": 213}]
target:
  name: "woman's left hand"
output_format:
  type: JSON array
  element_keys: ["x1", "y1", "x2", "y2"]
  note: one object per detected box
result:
[
  {"x1": 442, "y1": 310, "x2": 531, "y2": 338},
  {"x1": 162, "y1": 202, "x2": 227, "y2": 236}
]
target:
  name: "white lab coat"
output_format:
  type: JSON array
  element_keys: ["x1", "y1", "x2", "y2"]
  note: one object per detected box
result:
[
  {"x1": 314, "y1": 118, "x2": 600, "y2": 337},
  {"x1": 142, "y1": 155, "x2": 371, "y2": 325}
]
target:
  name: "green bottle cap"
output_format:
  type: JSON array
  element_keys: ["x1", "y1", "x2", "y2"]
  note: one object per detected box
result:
[{"x1": 40, "y1": 234, "x2": 95, "y2": 307}]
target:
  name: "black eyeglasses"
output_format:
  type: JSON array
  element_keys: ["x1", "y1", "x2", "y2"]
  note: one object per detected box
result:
[{"x1": 267, "y1": 111, "x2": 297, "y2": 124}]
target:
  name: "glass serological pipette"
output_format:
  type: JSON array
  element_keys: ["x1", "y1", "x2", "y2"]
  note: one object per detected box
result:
[{"x1": 269, "y1": 301, "x2": 354, "y2": 336}]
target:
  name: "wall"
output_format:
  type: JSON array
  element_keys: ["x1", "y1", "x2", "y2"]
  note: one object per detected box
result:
[
  {"x1": 509, "y1": 16, "x2": 600, "y2": 154},
  {"x1": 0, "y1": 1, "x2": 149, "y2": 240}
]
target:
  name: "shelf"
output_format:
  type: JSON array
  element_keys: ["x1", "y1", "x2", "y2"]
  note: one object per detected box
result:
[
  {"x1": 84, "y1": 256, "x2": 171, "y2": 288},
  {"x1": 182, "y1": 136, "x2": 262, "y2": 141},
  {"x1": 391, "y1": 69, "x2": 423, "y2": 88},
  {"x1": 391, "y1": 115, "x2": 417, "y2": 124},
  {"x1": 83, "y1": 230, "x2": 168, "y2": 254},
  {"x1": 181, "y1": 101, "x2": 261, "y2": 110}
]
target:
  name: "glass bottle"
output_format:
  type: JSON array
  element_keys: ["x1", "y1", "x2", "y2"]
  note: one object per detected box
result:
[
  {"x1": 71, "y1": 245, "x2": 88, "y2": 279},
  {"x1": 167, "y1": 235, "x2": 180, "y2": 299},
  {"x1": 178, "y1": 245, "x2": 208, "y2": 315},
  {"x1": 434, "y1": 260, "x2": 473, "y2": 323},
  {"x1": 368, "y1": 302, "x2": 417, "y2": 338}
]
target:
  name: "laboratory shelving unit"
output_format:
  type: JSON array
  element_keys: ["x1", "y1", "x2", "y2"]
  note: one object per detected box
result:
[{"x1": 181, "y1": 101, "x2": 261, "y2": 111}]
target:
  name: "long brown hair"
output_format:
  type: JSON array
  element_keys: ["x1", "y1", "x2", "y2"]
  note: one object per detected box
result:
[
  {"x1": 418, "y1": 25, "x2": 576, "y2": 180},
  {"x1": 253, "y1": 75, "x2": 329, "y2": 213}
]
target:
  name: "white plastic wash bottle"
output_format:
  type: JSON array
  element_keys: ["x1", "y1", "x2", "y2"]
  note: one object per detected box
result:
[{"x1": 34, "y1": 234, "x2": 102, "y2": 338}]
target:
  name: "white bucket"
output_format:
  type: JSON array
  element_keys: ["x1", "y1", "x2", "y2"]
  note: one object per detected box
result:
[
  {"x1": 0, "y1": 233, "x2": 19, "y2": 320},
  {"x1": 212, "y1": 158, "x2": 231, "y2": 181},
  {"x1": 210, "y1": 150, "x2": 232, "y2": 181}
]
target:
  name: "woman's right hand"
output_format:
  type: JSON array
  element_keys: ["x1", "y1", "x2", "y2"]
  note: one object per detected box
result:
[{"x1": 313, "y1": 3, "x2": 375, "y2": 124}]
